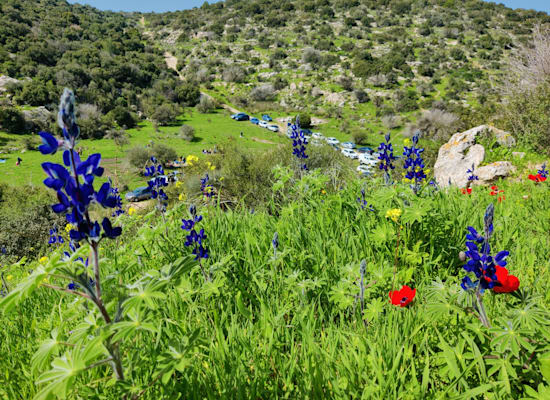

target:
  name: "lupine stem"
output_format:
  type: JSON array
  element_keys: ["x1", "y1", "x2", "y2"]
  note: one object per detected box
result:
[
  {"x1": 475, "y1": 289, "x2": 491, "y2": 328},
  {"x1": 391, "y1": 225, "x2": 402, "y2": 294}
]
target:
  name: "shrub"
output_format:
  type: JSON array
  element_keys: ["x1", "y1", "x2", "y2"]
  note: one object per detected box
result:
[
  {"x1": 354, "y1": 89, "x2": 369, "y2": 103},
  {"x1": 222, "y1": 65, "x2": 246, "y2": 83},
  {"x1": 180, "y1": 124, "x2": 195, "y2": 141},
  {"x1": 250, "y1": 84, "x2": 277, "y2": 102},
  {"x1": 295, "y1": 113, "x2": 312, "y2": 128},
  {"x1": 413, "y1": 108, "x2": 460, "y2": 142},
  {"x1": 196, "y1": 95, "x2": 215, "y2": 114},
  {"x1": 302, "y1": 47, "x2": 322, "y2": 66},
  {"x1": 127, "y1": 146, "x2": 151, "y2": 169},
  {"x1": 108, "y1": 106, "x2": 136, "y2": 129},
  {"x1": 175, "y1": 83, "x2": 201, "y2": 106},
  {"x1": 152, "y1": 143, "x2": 177, "y2": 165},
  {"x1": 352, "y1": 129, "x2": 369, "y2": 145},
  {"x1": 151, "y1": 103, "x2": 179, "y2": 125},
  {"x1": 338, "y1": 76, "x2": 354, "y2": 91},
  {"x1": 381, "y1": 114, "x2": 402, "y2": 130},
  {"x1": 0, "y1": 106, "x2": 26, "y2": 133}
]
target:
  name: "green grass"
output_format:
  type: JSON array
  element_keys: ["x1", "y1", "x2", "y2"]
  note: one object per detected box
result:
[
  {"x1": 2, "y1": 177, "x2": 550, "y2": 398},
  {"x1": 0, "y1": 110, "x2": 287, "y2": 190}
]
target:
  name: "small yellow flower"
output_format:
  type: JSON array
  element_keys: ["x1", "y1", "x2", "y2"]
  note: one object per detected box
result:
[
  {"x1": 6, "y1": 275, "x2": 13, "y2": 281},
  {"x1": 425, "y1": 168, "x2": 431, "y2": 174},
  {"x1": 321, "y1": 189, "x2": 326, "y2": 195},
  {"x1": 403, "y1": 138, "x2": 411, "y2": 146},
  {"x1": 402, "y1": 178, "x2": 411, "y2": 183},
  {"x1": 39, "y1": 256, "x2": 48, "y2": 264},
  {"x1": 128, "y1": 207, "x2": 137, "y2": 216},
  {"x1": 178, "y1": 193, "x2": 186, "y2": 201},
  {"x1": 65, "y1": 223, "x2": 75, "y2": 232},
  {"x1": 385, "y1": 208, "x2": 402, "y2": 223},
  {"x1": 175, "y1": 181, "x2": 183, "y2": 188}
]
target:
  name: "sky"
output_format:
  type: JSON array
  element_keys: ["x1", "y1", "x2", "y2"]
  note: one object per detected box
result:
[{"x1": 67, "y1": 0, "x2": 549, "y2": 13}]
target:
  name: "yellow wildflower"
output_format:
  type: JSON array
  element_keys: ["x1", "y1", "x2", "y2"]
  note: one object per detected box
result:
[
  {"x1": 175, "y1": 181, "x2": 183, "y2": 188},
  {"x1": 403, "y1": 138, "x2": 411, "y2": 146},
  {"x1": 39, "y1": 256, "x2": 48, "y2": 264},
  {"x1": 65, "y1": 223, "x2": 75, "y2": 232},
  {"x1": 128, "y1": 207, "x2": 137, "y2": 216},
  {"x1": 385, "y1": 208, "x2": 402, "y2": 223},
  {"x1": 6, "y1": 275, "x2": 13, "y2": 281},
  {"x1": 178, "y1": 193, "x2": 186, "y2": 201},
  {"x1": 321, "y1": 189, "x2": 326, "y2": 195}
]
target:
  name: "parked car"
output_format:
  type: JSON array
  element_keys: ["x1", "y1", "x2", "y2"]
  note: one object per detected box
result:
[
  {"x1": 262, "y1": 114, "x2": 272, "y2": 122},
  {"x1": 250, "y1": 117, "x2": 260, "y2": 124},
  {"x1": 125, "y1": 186, "x2": 152, "y2": 202},
  {"x1": 311, "y1": 139, "x2": 322, "y2": 146},
  {"x1": 259, "y1": 121, "x2": 268, "y2": 128},
  {"x1": 341, "y1": 142, "x2": 356, "y2": 149},
  {"x1": 268, "y1": 124, "x2": 279, "y2": 132},
  {"x1": 357, "y1": 147, "x2": 374, "y2": 154},
  {"x1": 357, "y1": 164, "x2": 373, "y2": 175},
  {"x1": 312, "y1": 132, "x2": 324, "y2": 140},
  {"x1": 234, "y1": 113, "x2": 249, "y2": 121},
  {"x1": 303, "y1": 134, "x2": 311, "y2": 142},
  {"x1": 326, "y1": 137, "x2": 340, "y2": 146},
  {"x1": 341, "y1": 148, "x2": 358, "y2": 159},
  {"x1": 301, "y1": 129, "x2": 313, "y2": 135}
]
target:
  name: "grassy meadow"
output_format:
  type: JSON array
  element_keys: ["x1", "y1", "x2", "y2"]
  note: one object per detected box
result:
[{"x1": 1, "y1": 176, "x2": 550, "y2": 398}]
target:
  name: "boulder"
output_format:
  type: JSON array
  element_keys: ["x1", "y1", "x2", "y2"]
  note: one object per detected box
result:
[
  {"x1": 434, "y1": 125, "x2": 516, "y2": 188},
  {"x1": 474, "y1": 162, "x2": 516, "y2": 185},
  {"x1": 22, "y1": 106, "x2": 52, "y2": 131},
  {"x1": 0, "y1": 75, "x2": 21, "y2": 92}
]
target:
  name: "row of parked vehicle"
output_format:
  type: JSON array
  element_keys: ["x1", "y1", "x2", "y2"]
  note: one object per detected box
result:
[
  {"x1": 286, "y1": 128, "x2": 381, "y2": 176},
  {"x1": 231, "y1": 113, "x2": 279, "y2": 132}
]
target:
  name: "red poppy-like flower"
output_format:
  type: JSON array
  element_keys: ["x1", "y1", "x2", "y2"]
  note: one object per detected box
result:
[
  {"x1": 493, "y1": 265, "x2": 520, "y2": 293},
  {"x1": 461, "y1": 188, "x2": 472, "y2": 195},
  {"x1": 528, "y1": 174, "x2": 547, "y2": 183},
  {"x1": 389, "y1": 285, "x2": 416, "y2": 307}
]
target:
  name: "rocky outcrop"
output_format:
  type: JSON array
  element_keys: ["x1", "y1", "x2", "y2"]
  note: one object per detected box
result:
[
  {"x1": 22, "y1": 106, "x2": 52, "y2": 132},
  {"x1": 434, "y1": 125, "x2": 516, "y2": 188},
  {"x1": 0, "y1": 75, "x2": 21, "y2": 92}
]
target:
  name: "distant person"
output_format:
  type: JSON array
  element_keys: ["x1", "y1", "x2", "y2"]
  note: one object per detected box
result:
[
  {"x1": 16, "y1": 157, "x2": 22, "y2": 166},
  {"x1": 240, "y1": 132, "x2": 244, "y2": 138}
]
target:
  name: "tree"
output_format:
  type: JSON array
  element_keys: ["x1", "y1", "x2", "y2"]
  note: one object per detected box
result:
[
  {"x1": 108, "y1": 106, "x2": 136, "y2": 129},
  {"x1": 175, "y1": 83, "x2": 200, "y2": 106},
  {"x1": 0, "y1": 107, "x2": 26, "y2": 133},
  {"x1": 151, "y1": 103, "x2": 179, "y2": 126}
]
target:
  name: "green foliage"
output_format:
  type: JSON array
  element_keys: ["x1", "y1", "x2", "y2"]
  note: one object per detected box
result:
[{"x1": 0, "y1": 106, "x2": 26, "y2": 133}]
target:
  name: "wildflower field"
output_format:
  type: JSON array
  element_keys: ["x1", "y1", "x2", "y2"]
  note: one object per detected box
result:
[{"x1": 2, "y1": 92, "x2": 550, "y2": 399}]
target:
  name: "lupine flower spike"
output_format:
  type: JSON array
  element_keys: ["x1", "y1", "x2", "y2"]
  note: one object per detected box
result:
[
  {"x1": 461, "y1": 204, "x2": 518, "y2": 326},
  {"x1": 378, "y1": 133, "x2": 396, "y2": 184},
  {"x1": 288, "y1": 116, "x2": 308, "y2": 171},
  {"x1": 144, "y1": 157, "x2": 169, "y2": 213},
  {"x1": 402, "y1": 132, "x2": 426, "y2": 194},
  {"x1": 529, "y1": 163, "x2": 548, "y2": 183},
  {"x1": 181, "y1": 205, "x2": 210, "y2": 281},
  {"x1": 201, "y1": 174, "x2": 214, "y2": 198},
  {"x1": 357, "y1": 189, "x2": 375, "y2": 211}
]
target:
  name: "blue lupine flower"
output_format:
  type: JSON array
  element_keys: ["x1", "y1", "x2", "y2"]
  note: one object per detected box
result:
[
  {"x1": 288, "y1": 116, "x2": 308, "y2": 171},
  {"x1": 272, "y1": 232, "x2": 279, "y2": 257},
  {"x1": 201, "y1": 174, "x2": 214, "y2": 198},
  {"x1": 48, "y1": 227, "x2": 64, "y2": 245},
  {"x1": 108, "y1": 180, "x2": 124, "y2": 217},
  {"x1": 403, "y1": 132, "x2": 426, "y2": 193},
  {"x1": 466, "y1": 164, "x2": 479, "y2": 182},
  {"x1": 181, "y1": 205, "x2": 209, "y2": 261},
  {"x1": 461, "y1": 204, "x2": 508, "y2": 291},
  {"x1": 144, "y1": 157, "x2": 168, "y2": 212},
  {"x1": 39, "y1": 89, "x2": 121, "y2": 244},
  {"x1": 378, "y1": 133, "x2": 396, "y2": 184},
  {"x1": 538, "y1": 163, "x2": 548, "y2": 178},
  {"x1": 357, "y1": 189, "x2": 375, "y2": 211}
]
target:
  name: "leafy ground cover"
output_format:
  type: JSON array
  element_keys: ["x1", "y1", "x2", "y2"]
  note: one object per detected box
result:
[{"x1": 1, "y1": 174, "x2": 550, "y2": 398}]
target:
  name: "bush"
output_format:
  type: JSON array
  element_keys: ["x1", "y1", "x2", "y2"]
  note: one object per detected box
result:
[
  {"x1": 180, "y1": 124, "x2": 195, "y2": 142},
  {"x1": 78, "y1": 104, "x2": 110, "y2": 139},
  {"x1": 412, "y1": 109, "x2": 460, "y2": 142},
  {"x1": 222, "y1": 65, "x2": 246, "y2": 83},
  {"x1": 196, "y1": 95, "x2": 215, "y2": 114},
  {"x1": 151, "y1": 103, "x2": 179, "y2": 125},
  {"x1": 302, "y1": 47, "x2": 322, "y2": 66},
  {"x1": 295, "y1": 113, "x2": 312, "y2": 128},
  {"x1": 175, "y1": 83, "x2": 201, "y2": 106},
  {"x1": 0, "y1": 106, "x2": 26, "y2": 133},
  {"x1": 352, "y1": 129, "x2": 369, "y2": 145},
  {"x1": 250, "y1": 84, "x2": 277, "y2": 102},
  {"x1": 108, "y1": 106, "x2": 136, "y2": 129},
  {"x1": 0, "y1": 184, "x2": 65, "y2": 260},
  {"x1": 152, "y1": 143, "x2": 178, "y2": 165},
  {"x1": 354, "y1": 89, "x2": 369, "y2": 103},
  {"x1": 127, "y1": 146, "x2": 152, "y2": 169}
]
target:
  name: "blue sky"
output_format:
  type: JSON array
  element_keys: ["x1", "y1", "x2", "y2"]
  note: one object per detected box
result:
[{"x1": 68, "y1": 0, "x2": 549, "y2": 13}]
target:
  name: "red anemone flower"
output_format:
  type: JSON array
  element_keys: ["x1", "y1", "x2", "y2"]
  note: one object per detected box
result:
[
  {"x1": 493, "y1": 265, "x2": 520, "y2": 293},
  {"x1": 461, "y1": 188, "x2": 472, "y2": 195},
  {"x1": 389, "y1": 285, "x2": 416, "y2": 307},
  {"x1": 528, "y1": 174, "x2": 547, "y2": 183}
]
